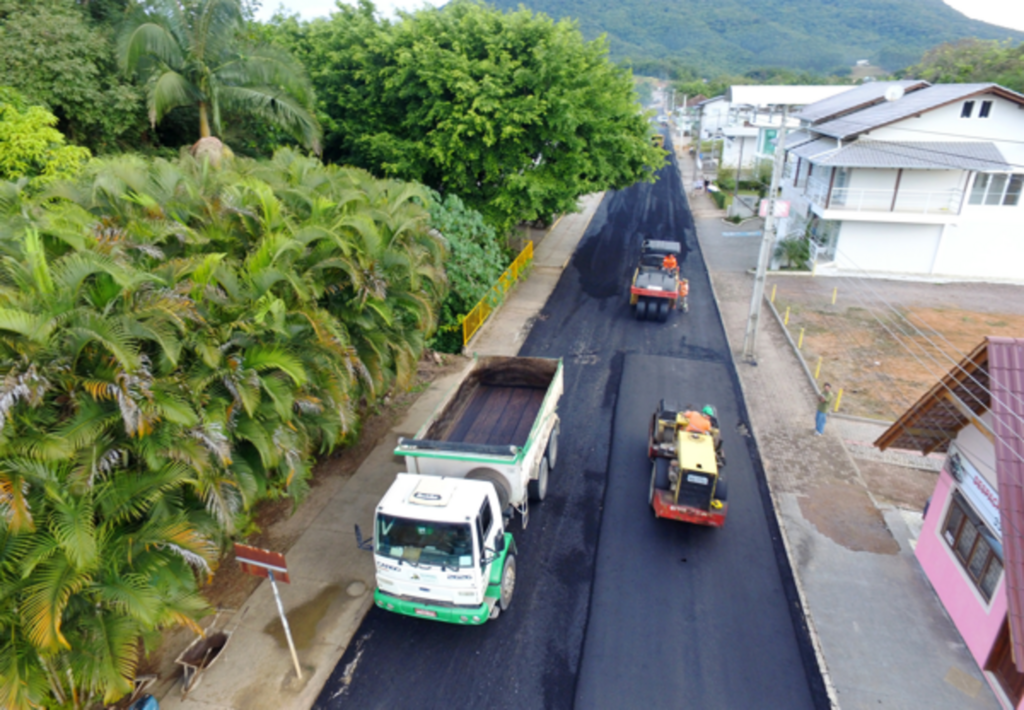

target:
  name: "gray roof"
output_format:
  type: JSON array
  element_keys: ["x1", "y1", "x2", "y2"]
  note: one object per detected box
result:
[
  {"x1": 794, "y1": 80, "x2": 929, "y2": 124},
  {"x1": 780, "y1": 130, "x2": 815, "y2": 148},
  {"x1": 789, "y1": 137, "x2": 839, "y2": 160},
  {"x1": 796, "y1": 141, "x2": 1011, "y2": 171},
  {"x1": 814, "y1": 83, "x2": 1024, "y2": 140}
]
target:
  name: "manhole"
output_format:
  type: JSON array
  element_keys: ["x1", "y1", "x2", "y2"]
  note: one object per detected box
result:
[{"x1": 347, "y1": 581, "x2": 367, "y2": 597}]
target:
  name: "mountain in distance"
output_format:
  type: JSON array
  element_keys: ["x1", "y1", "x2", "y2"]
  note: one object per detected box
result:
[{"x1": 486, "y1": 0, "x2": 1024, "y2": 74}]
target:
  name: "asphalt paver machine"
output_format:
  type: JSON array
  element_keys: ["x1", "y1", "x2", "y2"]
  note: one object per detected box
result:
[
  {"x1": 629, "y1": 239, "x2": 689, "y2": 322},
  {"x1": 647, "y1": 400, "x2": 728, "y2": 527}
]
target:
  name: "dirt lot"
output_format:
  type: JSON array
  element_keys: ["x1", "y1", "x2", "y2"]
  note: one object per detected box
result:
[
  {"x1": 133, "y1": 352, "x2": 468, "y2": 703},
  {"x1": 767, "y1": 276, "x2": 1024, "y2": 419}
]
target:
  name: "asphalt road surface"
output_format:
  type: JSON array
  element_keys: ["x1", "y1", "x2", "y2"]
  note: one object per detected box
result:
[{"x1": 314, "y1": 136, "x2": 828, "y2": 710}]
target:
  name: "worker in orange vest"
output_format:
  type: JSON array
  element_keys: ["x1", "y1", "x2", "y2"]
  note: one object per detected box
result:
[{"x1": 662, "y1": 253, "x2": 678, "y2": 273}]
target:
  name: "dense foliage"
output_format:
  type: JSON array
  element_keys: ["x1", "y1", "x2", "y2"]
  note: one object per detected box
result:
[
  {"x1": 0, "y1": 149, "x2": 445, "y2": 707},
  {"x1": 273, "y1": 0, "x2": 664, "y2": 234},
  {"x1": 119, "y1": 0, "x2": 321, "y2": 151},
  {"x1": 426, "y1": 191, "x2": 507, "y2": 353},
  {"x1": 0, "y1": 89, "x2": 91, "y2": 186},
  {"x1": 485, "y1": 0, "x2": 1024, "y2": 74},
  {"x1": 900, "y1": 39, "x2": 1024, "y2": 94},
  {"x1": 0, "y1": 0, "x2": 145, "y2": 153}
]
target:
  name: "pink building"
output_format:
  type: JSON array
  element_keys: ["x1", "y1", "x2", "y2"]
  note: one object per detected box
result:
[{"x1": 877, "y1": 337, "x2": 1024, "y2": 708}]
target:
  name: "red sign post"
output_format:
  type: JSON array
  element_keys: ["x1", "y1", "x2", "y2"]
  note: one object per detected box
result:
[{"x1": 234, "y1": 544, "x2": 301, "y2": 679}]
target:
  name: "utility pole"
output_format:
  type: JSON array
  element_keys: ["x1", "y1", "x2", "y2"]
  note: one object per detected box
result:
[
  {"x1": 741, "y1": 105, "x2": 790, "y2": 362},
  {"x1": 733, "y1": 132, "x2": 745, "y2": 211}
]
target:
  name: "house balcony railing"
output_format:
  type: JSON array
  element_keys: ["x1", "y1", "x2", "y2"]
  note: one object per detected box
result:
[{"x1": 806, "y1": 179, "x2": 962, "y2": 215}]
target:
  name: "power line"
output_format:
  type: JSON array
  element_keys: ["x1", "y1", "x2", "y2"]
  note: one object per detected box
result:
[{"x1": 833, "y1": 248, "x2": 1024, "y2": 426}]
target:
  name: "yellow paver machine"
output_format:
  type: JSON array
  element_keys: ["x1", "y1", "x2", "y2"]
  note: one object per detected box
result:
[{"x1": 647, "y1": 400, "x2": 728, "y2": 527}]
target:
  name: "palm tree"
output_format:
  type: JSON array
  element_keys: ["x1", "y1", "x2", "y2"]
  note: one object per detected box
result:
[{"x1": 118, "y1": 0, "x2": 321, "y2": 153}]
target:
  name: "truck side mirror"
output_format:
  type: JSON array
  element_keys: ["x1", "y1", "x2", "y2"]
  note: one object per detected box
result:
[
  {"x1": 494, "y1": 535, "x2": 505, "y2": 553},
  {"x1": 354, "y1": 524, "x2": 373, "y2": 551}
]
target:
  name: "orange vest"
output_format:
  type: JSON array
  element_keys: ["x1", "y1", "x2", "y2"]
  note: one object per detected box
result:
[{"x1": 683, "y1": 411, "x2": 711, "y2": 433}]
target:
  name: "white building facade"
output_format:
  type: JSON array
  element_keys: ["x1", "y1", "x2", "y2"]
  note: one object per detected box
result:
[{"x1": 776, "y1": 82, "x2": 1024, "y2": 283}]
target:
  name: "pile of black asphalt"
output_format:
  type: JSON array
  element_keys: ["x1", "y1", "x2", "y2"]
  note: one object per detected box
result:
[{"x1": 313, "y1": 134, "x2": 829, "y2": 710}]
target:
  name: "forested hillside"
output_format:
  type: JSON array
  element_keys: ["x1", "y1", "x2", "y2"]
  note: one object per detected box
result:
[{"x1": 486, "y1": 0, "x2": 1024, "y2": 74}]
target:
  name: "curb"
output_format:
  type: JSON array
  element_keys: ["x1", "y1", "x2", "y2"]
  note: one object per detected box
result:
[{"x1": 678, "y1": 153, "x2": 841, "y2": 710}]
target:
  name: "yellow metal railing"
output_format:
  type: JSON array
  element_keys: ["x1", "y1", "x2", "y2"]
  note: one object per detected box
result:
[{"x1": 462, "y1": 241, "x2": 534, "y2": 347}]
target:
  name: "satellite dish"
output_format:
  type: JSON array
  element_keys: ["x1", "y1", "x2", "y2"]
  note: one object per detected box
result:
[{"x1": 884, "y1": 85, "x2": 905, "y2": 102}]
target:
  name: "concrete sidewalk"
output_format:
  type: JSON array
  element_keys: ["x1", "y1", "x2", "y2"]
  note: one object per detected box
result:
[
  {"x1": 155, "y1": 196, "x2": 602, "y2": 710},
  {"x1": 678, "y1": 141, "x2": 999, "y2": 709}
]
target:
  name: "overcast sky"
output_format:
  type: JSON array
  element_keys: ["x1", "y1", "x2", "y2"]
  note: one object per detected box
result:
[{"x1": 256, "y1": 0, "x2": 1024, "y2": 33}]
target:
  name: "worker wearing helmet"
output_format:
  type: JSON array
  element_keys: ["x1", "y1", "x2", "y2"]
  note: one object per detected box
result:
[
  {"x1": 703, "y1": 404, "x2": 724, "y2": 462},
  {"x1": 662, "y1": 253, "x2": 678, "y2": 273}
]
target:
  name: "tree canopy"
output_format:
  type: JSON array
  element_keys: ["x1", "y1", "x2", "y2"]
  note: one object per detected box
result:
[
  {"x1": 0, "y1": 0, "x2": 145, "y2": 153},
  {"x1": 900, "y1": 39, "x2": 1024, "y2": 94},
  {"x1": 275, "y1": 0, "x2": 663, "y2": 233},
  {"x1": 119, "y1": 0, "x2": 321, "y2": 151}
]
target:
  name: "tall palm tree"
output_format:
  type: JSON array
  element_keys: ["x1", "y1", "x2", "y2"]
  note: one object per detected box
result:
[{"x1": 118, "y1": 0, "x2": 321, "y2": 153}]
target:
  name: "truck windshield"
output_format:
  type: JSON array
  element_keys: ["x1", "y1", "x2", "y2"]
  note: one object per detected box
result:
[{"x1": 376, "y1": 515, "x2": 474, "y2": 569}]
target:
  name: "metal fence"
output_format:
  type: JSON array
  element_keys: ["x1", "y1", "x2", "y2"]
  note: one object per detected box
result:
[{"x1": 462, "y1": 241, "x2": 534, "y2": 347}]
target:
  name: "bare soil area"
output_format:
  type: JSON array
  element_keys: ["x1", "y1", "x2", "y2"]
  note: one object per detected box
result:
[
  {"x1": 856, "y1": 459, "x2": 937, "y2": 511},
  {"x1": 131, "y1": 351, "x2": 468, "y2": 703},
  {"x1": 768, "y1": 276, "x2": 1024, "y2": 419}
]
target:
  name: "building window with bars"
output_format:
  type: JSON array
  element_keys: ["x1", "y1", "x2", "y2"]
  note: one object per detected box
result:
[
  {"x1": 969, "y1": 173, "x2": 1024, "y2": 206},
  {"x1": 943, "y1": 491, "x2": 1004, "y2": 602}
]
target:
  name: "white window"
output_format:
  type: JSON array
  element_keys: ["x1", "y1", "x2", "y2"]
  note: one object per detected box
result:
[
  {"x1": 969, "y1": 173, "x2": 1024, "y2": 206},
  {"x1": 979, "y1": 100, "x2": 993, "y2": 118},
  {"x1": 961, "y1": 101, "x2": 975, "y2": 118}
]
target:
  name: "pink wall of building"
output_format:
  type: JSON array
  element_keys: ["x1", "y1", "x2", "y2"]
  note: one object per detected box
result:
[{"x1": 916, "y1": 468, "x2": 1006, "y2": 669}]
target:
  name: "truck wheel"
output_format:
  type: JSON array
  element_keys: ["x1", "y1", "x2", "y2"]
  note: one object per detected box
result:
[
  {"x1": 546, "y1": 421, "x2": 560, "y2": 470},
  {"x1": 657, "y1": 300, "x2": 670, "y2": 322},
  {"x1": 635, "y1": 298, "x2": 648, "y2": 321},
  {"x1": 650, "y1": 458, "x2": 670, "y2": 506},
  {"x1": 499, "y1": 553, "x2": 517, "y2": 611},
  {"x1": 714, "y1": 478, "x2": 728, "y2": 502},
  {"x1": 467, "y1": 468, "x2": 511, "y2": 511},
  {"x1": 528, "y1": 455, "x2": 549, "y2": 502}
]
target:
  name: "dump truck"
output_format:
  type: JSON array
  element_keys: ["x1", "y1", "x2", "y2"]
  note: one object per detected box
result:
[
  {"x1": 647, "y1": 400, "x2": 728, "y2": 527},
  {"x1": 359, "y1": 356, "x2": 563, "y2": 624},
  {"x1": 630, "y1": 239, "x2": 689, "y2": 322}
]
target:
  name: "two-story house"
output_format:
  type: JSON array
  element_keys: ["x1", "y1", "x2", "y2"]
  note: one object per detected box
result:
[
  {"x1": 876, "y1": 337, "x2": 1024, "y2": 708},
  {"x1": 775, "y1": 81, "x2": 1024, "y2": 282}
]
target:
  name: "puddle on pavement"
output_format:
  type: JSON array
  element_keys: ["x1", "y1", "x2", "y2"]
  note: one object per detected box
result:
[
  {"x1": 798, "y1": 482, "x2": 899, "y2": 555},
  {"x1": 263, "y1": 584, "x2": 343, "y2": 650}
]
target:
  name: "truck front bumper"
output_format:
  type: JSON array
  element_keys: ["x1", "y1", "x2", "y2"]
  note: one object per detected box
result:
[
  {"x1": 652, "y1": 489, "x2": 727, "y2": 527},
  {"x1": 374, "y1": 589, "x2": 491, "y2": 625}
]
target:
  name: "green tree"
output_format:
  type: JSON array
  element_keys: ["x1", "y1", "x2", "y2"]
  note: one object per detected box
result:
[
  {"x1": 119, "y1": 0, "x2": 321, "y2": 151},
  {"x1": 277, "y1": 0, "x2": 663, "y2": 234},
  {"x1": 0, "y1": 89, "x2": 91, "y2": 185},
  {"x1": 900, "y1": 39, "x2": 1024, "y2": 93},
  {"x1": 0, "y1": 0, "x2": 145, "y2": 152}
]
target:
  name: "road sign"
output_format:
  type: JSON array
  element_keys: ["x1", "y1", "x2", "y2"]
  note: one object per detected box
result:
[
  {"x1": 234, "y1": 543, "x2": 290, "y2": 583},
  {"x1": 234, "y1": 544, "x2": 302, "y2": 679},
  {"x1": 722, "y1": 231, "x2": 763, "y2": 238},
  {"x1": 759, "y1": 199, "x2": 790, "y2": 218}
]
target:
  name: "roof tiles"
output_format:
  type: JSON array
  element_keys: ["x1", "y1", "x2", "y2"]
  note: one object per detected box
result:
[{"x1": 989, "y1": 337, "x2": 1024, "y2": 672}]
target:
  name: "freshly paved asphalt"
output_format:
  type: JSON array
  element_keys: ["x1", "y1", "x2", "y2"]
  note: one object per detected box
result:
[{"x1": 313, "y1": 137, "x2": 828, "y2": 709}]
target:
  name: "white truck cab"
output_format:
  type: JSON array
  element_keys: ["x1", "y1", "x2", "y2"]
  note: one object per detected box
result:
[{"x1": 371, "y1": 474, "x2": 517, "y2": 625}]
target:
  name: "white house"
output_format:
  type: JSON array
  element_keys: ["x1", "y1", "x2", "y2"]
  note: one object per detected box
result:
[
  {"x1": 775, "y1": 81, "x2": 1024, "y2": 283},
  {"x1": 695, "y1": 95, "x2": 730, "y2": 138},
  {"x1": 713, "y1": 86, "x2": 857, "y2": 177}
]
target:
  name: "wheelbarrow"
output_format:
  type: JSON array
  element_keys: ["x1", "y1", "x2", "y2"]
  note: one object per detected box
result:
[{"x1": 174, "y1": 611, "x2": 236, "y2": 698}]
